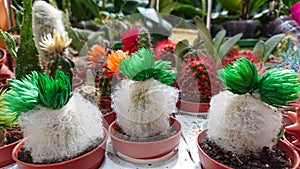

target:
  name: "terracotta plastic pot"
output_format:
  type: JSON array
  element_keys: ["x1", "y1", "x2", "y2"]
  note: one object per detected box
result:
[
  {"x1": 197, "y1": 129, "x2": 300, "y2": 169},
  {"x1": 283, "y1": 133, "x2": 300, "y2": 155},
  {"x1": 282, "y1": 114, "x2": 295, "y2": 128},
  {"x1": 0, "y1": 140, "x2": 21, "y2": 167},
  {"x1": 176, "y1": 99, "x2": 210, "y2": 113},
  {"x1": 0, "y1": 48, "x2": 14, "y2": 78},
  {"x1": 102, "y1": 111, "x2": 116, "y2": 130},
  {"x1": 99, "y1": 96, "x2": 112, "y2": 112},
  {"x1": 109, "y1": 117, "x2": 182, "y2": 159},
  {"x1": 12, "y1": 128, "x2": 108, "y2": 169}
]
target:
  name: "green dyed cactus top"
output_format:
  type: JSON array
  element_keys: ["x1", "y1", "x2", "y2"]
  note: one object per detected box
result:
[
  {"x1": 218, "y1": 57, "x2": 299, "y2": 107},
  {"x1": 119, "y1": 48, "x2": 177, "y2": 85},
  {"x1": 4, "y1": 70, "x2": 72, "y2": 117}
]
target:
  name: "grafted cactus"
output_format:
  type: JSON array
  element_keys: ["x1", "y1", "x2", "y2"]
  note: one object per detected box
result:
[
  {"x1": 207, "y1": 57, "x2": 299, "y2": 155},
  {"x1": 5, "y1": 70, "x2": 103, "y2": 163},
  {"x1": 112, "y1": 48, "x2": 179, "y2": 138}
]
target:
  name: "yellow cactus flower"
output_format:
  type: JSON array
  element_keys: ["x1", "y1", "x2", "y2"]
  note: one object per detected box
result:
[{"x1": 39, "y1": 29, "x2": 72, "y2": 53}]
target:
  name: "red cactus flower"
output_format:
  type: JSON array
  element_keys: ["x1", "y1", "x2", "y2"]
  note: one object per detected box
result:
[
  {"x1": 87, "y1": 45, "x2": 107, "y2": 68},
  {"x1": 121, "y1": 27, "x2": 140, "y2": 54}
]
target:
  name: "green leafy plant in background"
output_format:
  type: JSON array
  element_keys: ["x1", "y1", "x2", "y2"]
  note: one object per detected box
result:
[
  {"x1": 215, "y1": 0, "x2": 268, "y2": 20},
  {"x1": 174, "y1": 17, "x2": 242, "y2": 63},
  {"x1": 253, "y1": 33, "x2": 285, "y2": 62},
  {"x1": 0, "y1": 29, "x2": 17, "y2": 59},
  {"x1": 15, "y1": 0, "x2": 41, "y2": 79},
  {"x1": 159, "y1": 0, "x2": 205, "y2": 20}
]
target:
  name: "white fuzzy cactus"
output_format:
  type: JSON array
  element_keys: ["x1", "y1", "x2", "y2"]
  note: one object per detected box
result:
[
  {"x1": 207, "y1": 58, "x2": 299, "y2": 155},
  {"x1": 4, "y1": 70, "x2": 104, "y2": 163},
  {"x1": 32, "y1": 1, "x2": 65, "y2": 61},
  {"x1": 112, "y1": 48, "x2": 179, "y2": 138},
  {"x1": 207, "y1": 91, "x2": 282, "y2": 154},
  {"x1": 112, "y1": 79, "x2": 179, "y2": 138},
  {"x1": 19, "y1": 93, "x2": 103, "y2": 163}
]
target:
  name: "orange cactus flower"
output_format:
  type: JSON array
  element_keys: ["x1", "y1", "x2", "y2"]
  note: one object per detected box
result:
[
  {"x1": 87, "y1": 45, "x2": 107, "y2": 68},
  {"x1": 106, "y1": 50, "x2": 128, "y2": 73}
]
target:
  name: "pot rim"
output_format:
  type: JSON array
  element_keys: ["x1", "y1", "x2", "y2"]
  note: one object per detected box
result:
[
  {"x1": 196, "y1": 129, "x2": 232, "y2": 169},
  {"x1": 108, "y1": 116, "x2": 182, "y2": 145},
  {"x1": 177, "y1": 99, "x2": 210, "y2": 113},
  {"x1": 12, "y1": 127, "x2": 108, "y2": 167},
  {"x1": 0, "y1": 139, "x2": 21, "y2": 150},
  {"x1": 0, "y1": 48, "x2": 7, "y2": 63},
  {"x1": 283, "y1": 132, "x2": 300, "y2": 151}
]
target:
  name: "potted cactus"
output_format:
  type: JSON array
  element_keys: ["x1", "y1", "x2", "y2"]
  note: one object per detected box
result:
[
  {"x1": 109, "y1": 48, "x2": 182, "y2": 160},
  {"x1": 87, "y1": 45, "x2": 128, "y2": 116},
  {"x1": 5, "y1": 70, "x2": 107, "y2": 169},
  {"x1": 197, "y1": 57, "x2": 300, "y2": 168},
  {"x1": 176, "y1": 48, "x2": 221, "y2": 113},
  {"x1": 0, "y1": 89, "x2": 22, "y2": 167}
]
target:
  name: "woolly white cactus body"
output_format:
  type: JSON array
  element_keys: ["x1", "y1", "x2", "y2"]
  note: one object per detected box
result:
[
  {"x1": 32, "y1": 1, "x2": 65, "y2": 60},
  {"x1": 207, "y1": 91, "x2": 282, "y2": 155},
  {"x1": 112, "y1": 78, "x2": 179, "y2": 138},
  {"x1": 19, "y1": 93, "x2": 103, "y2": 163}
]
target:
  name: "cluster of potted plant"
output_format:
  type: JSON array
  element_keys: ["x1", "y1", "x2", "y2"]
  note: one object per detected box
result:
[
  {"x1": 109, "y1": 47, "x2": 182, "y2": 160},
  {"x1": 197, "y1": 57, "x2": 300, "y2": 168}
]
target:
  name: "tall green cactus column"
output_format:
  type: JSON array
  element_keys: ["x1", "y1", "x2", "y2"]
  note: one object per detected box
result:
[{"x1": 15, "y1": 0, "x2": 41, "y2": 79}]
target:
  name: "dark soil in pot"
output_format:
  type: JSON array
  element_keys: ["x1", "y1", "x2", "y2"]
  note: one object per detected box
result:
[
  {"x1": 199, "y1": 138, "x2": 293, "y2": 169},
  {"x1": 17, "y1": 137, "x2": 104, "y2": 164},
  {"x1": 5, "y1": 127, "x2": 23, "y2": 144}
]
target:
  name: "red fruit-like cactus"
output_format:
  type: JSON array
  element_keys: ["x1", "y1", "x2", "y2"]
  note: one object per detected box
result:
[
  {"x1": 178, "y1": 52, "x2": 221, "y2": 103},
  {"x1": 222, "y1": 47, "x2": 258, "y2": 67},
  {"x1": 155, "y1": 40, "x2": 176, "y2": 67}
]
